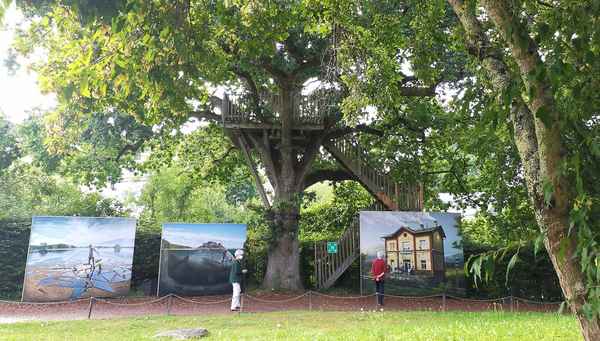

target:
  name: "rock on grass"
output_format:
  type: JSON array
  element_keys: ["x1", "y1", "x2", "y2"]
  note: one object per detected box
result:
[{"x1": 154, "y1": 328, "x2": 208, "y2": 339}]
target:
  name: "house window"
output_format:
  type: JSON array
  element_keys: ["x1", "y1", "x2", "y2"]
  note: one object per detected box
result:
[
  {"x1": 403, "y1": 233, "x2": 407, "y2": 237},
  {"x1": 402, "y1": 241, "x2": 411, "y2": 251},
  {"x1": 421, "y1": 259, "x2": 427, "y2": 270},
  {"x1": 419, "y1": 240, "x2": 427, "y2": 250},
  {"x1": 388, "y1": 241, "x2": 396, "y2": 251}
]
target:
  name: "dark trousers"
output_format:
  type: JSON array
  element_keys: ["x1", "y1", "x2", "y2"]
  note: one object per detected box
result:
[{"x1": 375, "y1": 280, "x2": 384, "y2": 305}]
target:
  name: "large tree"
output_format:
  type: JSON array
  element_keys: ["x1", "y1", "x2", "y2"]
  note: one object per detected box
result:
[
  {"x1": 443, "y1": 1, "x2": 600, "y2": 339},
  {"x1": 333, "y1": 0, "x2": 600, "y2": 339},
  {"x1": 12, "y1": 0, "x2": 447, "y2": 289},
  {"x1": 319, "y1": 0, "x2": 599, "y2": 339}
]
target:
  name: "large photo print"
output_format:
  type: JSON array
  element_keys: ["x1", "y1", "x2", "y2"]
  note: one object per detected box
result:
[
  {"x1": 22, "y1": 216, "x2": 137, "y2": 302},
  {"x1": 158, "y1": 223, "x2": 247, "y2": 296},
  {"x1": 360, "y1": 211, "x2": 464, "y2": 296}
]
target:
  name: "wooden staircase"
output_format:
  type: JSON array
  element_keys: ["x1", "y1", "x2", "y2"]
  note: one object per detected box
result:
[
  {"x1": 314, "y1": 218, "x2": 361, "y2": 289},
  {"x1": 324, "y1": 136, "x2": 423, "y2": 211},
  {"x1": 314, "y1": 137, "x2": 423, "y2": 289}
]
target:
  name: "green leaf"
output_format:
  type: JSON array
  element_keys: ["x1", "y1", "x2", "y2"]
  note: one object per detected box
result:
[
  {"x1": 557, "y1": 301, "x2": 567, "y2": 315},
  {"x1": 533, "y1": 233, "x2": 545, "y2": 257},
  {"x1": 80, "y1": 74, "x2": 91, "y2": 98},
  {"x1": 542, "y1": 179, "x2": 554, "y2": 207},
  {"x1": 557, "y1": 238, "x2": 569, "y2": 263},
  {"x1": 505, "y1": 249, "x2": 520, "y2": 286},
  {"x1": 535, "y1": 106, "x2": 553, "y2": 127}
]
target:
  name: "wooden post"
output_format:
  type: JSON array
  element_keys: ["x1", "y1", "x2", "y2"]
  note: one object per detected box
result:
[
  {"x1": 509, "y1": 295, "x2": 514, "y2": 313},
  {"x1": 167, "y1": 294, "x2": 173, "y2": 316},
  {"x1": 442, "y1": 292, "x2": 447, "y2": 312},
  {"x1": 221, "y1": 93, "x2": 229, "y2": 122},
  {"x1": 239, "y1": 293, "x2": 244, "y2": 315},
  {"x1": 308, "y1": 291, "x2": 312, "y2": 311},
  {"x1": 314, "y1": 241, "x2": 317, "y2": 289},
  {"x1": 87, "y1": 297, "x2": 95, "y2": 320}
]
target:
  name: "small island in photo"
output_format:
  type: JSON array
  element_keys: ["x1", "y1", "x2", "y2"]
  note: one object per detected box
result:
[{"x1": 158, "y1": 223, "x2": 247, "y2": 296}]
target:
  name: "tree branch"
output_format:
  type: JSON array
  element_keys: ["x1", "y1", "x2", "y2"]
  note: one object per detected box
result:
[
  {"x1": 232, "y1": 67, "x2": 261, "y2": 110},
  {"x1": 303, "y1": 168, "x2": 355, "y2": 189},
  {"x1": 260, "y1": 57, "x2": 289, "y2": 84},
  {"x1": 115, "y1": 139, "x2": 145, "y2": 162},
  {"x1": 294, "y1": 134, "x2": 325, "y2": 190},
  {"x1": 481, "y1": 0, "x2": 568, "y2": 211},
  {"x1": 188, "y1": 95, "x2": 222, "y2": 122},
  {"x1": 246, "y1": 130, "x2": 279, "y2": 187},
  {"x1": 325, "y1": 123, "x2": 384, "y2": 140},
  {"x1": 448, "y1": 0, "x2": 541, "y2": 202}
]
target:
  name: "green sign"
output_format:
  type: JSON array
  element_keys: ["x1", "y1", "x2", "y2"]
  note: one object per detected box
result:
[{"x1": 327, "y1": 242, "x2": 338, "y2": 254}]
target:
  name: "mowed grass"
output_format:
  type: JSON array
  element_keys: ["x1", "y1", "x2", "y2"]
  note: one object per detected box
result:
[{"x1": 0, "y1": 310, "x2": 581, "y2": 341}]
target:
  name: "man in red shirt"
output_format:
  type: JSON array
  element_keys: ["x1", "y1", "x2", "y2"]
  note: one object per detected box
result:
[{"x1": 371, "y1": 251, "x2": 386, "y2": 306}]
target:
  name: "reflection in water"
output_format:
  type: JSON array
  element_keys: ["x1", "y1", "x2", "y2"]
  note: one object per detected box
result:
[{"x1": 159, "y1": 248, "x2": 235, "y2": 295}]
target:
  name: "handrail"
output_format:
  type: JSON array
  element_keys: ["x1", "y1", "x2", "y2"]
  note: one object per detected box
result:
[
  {"x1": 222, "y1": 90, "x2": 340, "y2": 126},
  {"x1": 325, "y1": 135, "x2": 423, "y2": 211}
]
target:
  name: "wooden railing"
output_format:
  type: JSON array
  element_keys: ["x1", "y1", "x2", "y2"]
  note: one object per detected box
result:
[
  {"x1": 314, "y1": 218, "x2": 360, "y2": 289},
  {"x1": 324, "y1": 136, "x2": 423, "y2": 211},
  {"x1": 221, "y1": 89, "x2": 340, "y2": 127}
]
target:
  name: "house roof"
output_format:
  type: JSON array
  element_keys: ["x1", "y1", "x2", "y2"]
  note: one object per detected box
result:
[{"x1": 381, "y1": 225, "x2": 446, "y2": 239}]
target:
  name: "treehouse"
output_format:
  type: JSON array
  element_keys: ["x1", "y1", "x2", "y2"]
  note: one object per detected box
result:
[
  {"x1": 221, "y1": 88, "x2": 424, "y2": 289},
  {"x1": 220, "y1": 89, "x2": 423, "y2": 213}
]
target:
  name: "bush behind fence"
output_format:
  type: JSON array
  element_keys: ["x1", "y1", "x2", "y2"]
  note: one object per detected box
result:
[{"x1": 0, "y1": 219, "x2": 562, "y2": 301}]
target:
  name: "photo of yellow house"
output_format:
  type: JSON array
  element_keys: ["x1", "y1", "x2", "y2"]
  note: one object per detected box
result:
[{"x1": 382, "y1": 222, "x2": 445, "y2": 280}]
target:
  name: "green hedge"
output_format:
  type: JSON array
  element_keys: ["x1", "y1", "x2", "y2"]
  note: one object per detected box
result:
[
  {"x1": 0, "y1": 220, "x2": 30, "y2": 299},
  {"x1": 0, "y1": 219, "x2": 563, "y2": 300}
]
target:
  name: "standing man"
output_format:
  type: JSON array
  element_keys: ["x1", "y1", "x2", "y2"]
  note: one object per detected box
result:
[
  {"x1": 371, "y1": 251, "x2": 386, "y2": 306},
  {"x1": 230, "y1": 249, "x2": 247, "y2": 312},
  {"x1": 88, "y1": 244, "x2": 98, "y2": 267}
]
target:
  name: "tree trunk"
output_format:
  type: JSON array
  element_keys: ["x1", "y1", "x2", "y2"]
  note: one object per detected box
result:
[
  {"x1": 258, "y1": 85, "x2": 305, "y2": 291},
  {"x1": 262, "y1": 190, "x2": 303, "y2": 290},
  {"x1": 541, "y1": 210, "x2": 600, "y2": 341},
  {"x1": 448, "y1": 1, "x2": 600, "y2": 339}
]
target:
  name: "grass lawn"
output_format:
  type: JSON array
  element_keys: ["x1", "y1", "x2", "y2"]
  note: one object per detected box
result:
[{"x1": 0, "y1": 310, "x2": 581, "y2": 340}]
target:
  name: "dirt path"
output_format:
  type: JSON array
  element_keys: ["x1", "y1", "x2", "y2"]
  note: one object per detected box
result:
[{"x1": 0, "y1": 292, "x2": 562, "y2": 323}]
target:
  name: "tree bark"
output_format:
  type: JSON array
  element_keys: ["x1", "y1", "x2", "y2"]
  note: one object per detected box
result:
[
  {"x1": 257, "y1": 84, "x2": 306, "y2": 290},
  {"x1": 449, "y1": 1, "x2": 600, "y2": 339},
  {"x1": 262, "y1": 190, "x2": 303, "y2": 290}
]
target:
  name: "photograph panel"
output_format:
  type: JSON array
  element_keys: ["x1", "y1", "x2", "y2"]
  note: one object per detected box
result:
[
  {"x1": 22, "y1": 216, "x2": 137, "y2": 302},
  {"x1": 158, "y1": 223, "x2": 247, "y2": 296},
  {"x1": 360, "y1": 211, "x2": 465, "y2": 296}
]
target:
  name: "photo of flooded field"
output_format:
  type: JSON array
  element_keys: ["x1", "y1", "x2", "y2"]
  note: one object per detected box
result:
[
  {"x1": 22, "y1": 216, "x2": 137, "y2": 302},
  {"x1": 158, "y1": 223, "x2": 247, "y2": 296}
]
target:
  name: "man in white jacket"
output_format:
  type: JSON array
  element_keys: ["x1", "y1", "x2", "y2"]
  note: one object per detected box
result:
[{"x1": 229, "y1": 249, "x2": 247, "y2": 311}]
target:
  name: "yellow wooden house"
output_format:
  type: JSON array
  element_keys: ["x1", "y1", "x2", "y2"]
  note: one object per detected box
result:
[{"x1": 382, "y1": 223, "x2": 445, "y2": 278}]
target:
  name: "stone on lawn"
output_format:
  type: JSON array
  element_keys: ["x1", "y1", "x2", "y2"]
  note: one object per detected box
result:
[{"x1": 154, "y1": 328, "x2": 208, "y2": 339}]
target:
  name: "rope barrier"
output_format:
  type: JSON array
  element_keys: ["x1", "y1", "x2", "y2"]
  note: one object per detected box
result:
[
  {"x1": 310, "y1": 291, "x2": 375, "y2": 300},
  {"x1": 0, "y1": 297, "x2": 91, "y2": 305},
  {"x1": 445, "y1": 295, "x2": 510, "y2": 303},
  {"x1": 244, "y1": 292, "x2": 309, "y2": 303},
  {"x1": 172, "y1": 295, "x2": 231, "y2": 305},
  {"x1": 382, "y1": 293, "x2": 442, "y2": 299},
  {"x1": 0, "y1": 293, "x2": 565, "y2": 308},
  {"x1": 95, "y1": 295, "x2": 169, "y2": 307},
  {"x1": 513, "y1": 297, "x2": 563, "y2": 305}
]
